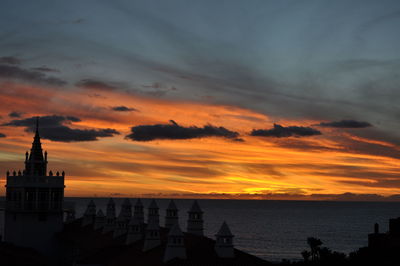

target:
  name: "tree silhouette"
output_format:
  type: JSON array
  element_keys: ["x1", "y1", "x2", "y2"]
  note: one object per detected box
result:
[
  {"x1": 307, "y1": 237, "x2": 322, "y2": 261},
  {"x1": 301, "y1": 250, "x2": 311, "y2": 262}
]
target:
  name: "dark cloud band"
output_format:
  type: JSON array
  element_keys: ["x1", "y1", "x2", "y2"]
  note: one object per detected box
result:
[
  {"x1": 317, "y1": 120, "x2": 372, "y2": 128},
  {"x1": 251, "y1": 124, "x2": 321, "y2": 138},
  {"x1": 76, "y1": 79, "x2": 118, "y2": 90},
  {"x1": 126, "y1": 120, "x2": 239, "y2": 141},
  {"x1": 112, "y1": 106, "x2": 138, "y2": 112},
  {"x1": 0, "y1": 56, "x2": 21, "y2": 65},
  {"x1": 3, "y1": 115, "x2": 119, "y2": 142},
  {"x1": 0, "y1": 65, "x2": 66, "y2": 86}
]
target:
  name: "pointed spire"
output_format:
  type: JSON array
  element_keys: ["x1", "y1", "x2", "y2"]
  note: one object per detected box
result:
[
  {"x1": 149, "y1": 199, "x2": 158, "y2": 209},
  {"x1": 82, "y1": 200, "x2": 97, "y2": 227},
  {"x1": 165, "y1": 199, "x2": 179, "y2": 229},
  {"x1": 25, "y1": 116, "x2": 46, "y2": 176},
  {"x1": 147, "y1": 199, "x2": 159, "y2": 226},
  {"x1": 215, "y1": 221, "x2": 235, "y2": 258},
  {"x1": 97, "y1": 209, "x2": 105, "y2": 217},
  {"x1": 167, "y1": 199, "x2": 178, "y2": 210},
  {"x1": 94, "y1": 209, "x2": 106, "y2": 230},
  {"x1": 103, "y1": 198, "x2": 116, "y2": 233},
  {"x1": 164, "y1": 223, "x2": 186, "y2": 262},
  {"x1": 35, "y1": 116, "x2": 39, "y2": 135},
  {"x1": 189, "y1": 200, "x2": 202, "y2": 213},
  {"x1": 216, "y1": 221, "x2": 233, "y2": 236},
  {"x1": 135, "y1": 198, "x2": 143, "y2": 207},
  {"x1": 187, "y1": 200, "x2": 204, "y2": 236},
  {"x1": 168, "y1": 223, "x2": 183, "y2": 237},
  {"x1": 133, "y1": 199, "x2": 145, "y2": 225}
]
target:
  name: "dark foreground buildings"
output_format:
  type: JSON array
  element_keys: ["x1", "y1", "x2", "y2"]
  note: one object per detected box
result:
[{"x1": 1, "y1": 122, "x2": 269, "y2": 266}]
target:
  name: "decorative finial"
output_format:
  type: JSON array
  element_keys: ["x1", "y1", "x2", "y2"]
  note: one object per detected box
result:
[{"x1": 35, "y1": 116, "x2": 39, "y2": 134}]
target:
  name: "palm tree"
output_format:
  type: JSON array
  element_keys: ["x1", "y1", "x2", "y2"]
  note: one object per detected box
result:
[{"x1": 307, "y1": 237, "x2": 322, "y2": 261}]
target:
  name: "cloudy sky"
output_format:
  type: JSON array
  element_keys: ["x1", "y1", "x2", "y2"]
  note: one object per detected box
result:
[{"x1": 0, "y1": 0, "x2": 399, "y2": 199}]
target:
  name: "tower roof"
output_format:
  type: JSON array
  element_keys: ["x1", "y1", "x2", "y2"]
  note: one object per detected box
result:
[
  {"x1": 122, "y1": 198, "x2": 131, "y2": 206},
  {"x1": 148, "y1": 199, "x2": 158, "y2": 209},
  {"x1": 97, "y1": 209, "x2": 105, "y2": 217},
  {"x1": 167, "y1": 199, "x2": 178, "y2": 210},
  {"x1": 216, "y1": 221, "x2": 233, "y2": 237},
  {"x1": 189, "y1": 200, "x2": 202, "y2": 213},
  {"x1": 135, "y1": 198, "x2": 143, "y2": 207},
  {"x1": 25, "y1": 117, "x2": 47, "y2": 176},
  {"x1": 30, "y1": 117, "x2": 44, "y2": 160},
  {"x1": 107, "y1": 198, "x2": 115, "y2": 206},
  {"x1": 168, "y1": 223, "x2": 183, "y2": 237}
]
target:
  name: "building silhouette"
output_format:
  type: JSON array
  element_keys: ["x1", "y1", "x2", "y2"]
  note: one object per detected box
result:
[
  {"x1": 4, "y1": 118, "x2": 64, "y2": 256},
  {"x1": 1, "y1": 119, "x2": 269, "y2": 265}
]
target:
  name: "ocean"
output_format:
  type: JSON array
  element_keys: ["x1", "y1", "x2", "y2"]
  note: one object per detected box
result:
[{"x1": 2, "y1": 198, "x2": 400, "y2": 262}]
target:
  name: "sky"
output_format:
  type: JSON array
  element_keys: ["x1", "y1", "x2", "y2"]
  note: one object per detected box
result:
[{"x1": 0, "y1": 0, "x2": 399, "y2": 200}]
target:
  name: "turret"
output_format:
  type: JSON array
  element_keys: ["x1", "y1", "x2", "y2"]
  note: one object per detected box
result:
[
  {"x1": 214, "y1": 221, "x2": 235, "y2": 258},
  {"x1": 65, "y1": 210, "x2": 76, "y2": 223},
  {"x1": 147, "y1": 199, "x2": 159, "y2": 226},
  {"x1": 165, "y1": 199, "x2": 179, "y2": 229},
  {"x1": 113, "y1": 198, "x2": 132, "y2": 238},
  {"x1": 103, "y1": 198, "x2": 116, "y2": 233},
  {"x1": 187, "y1": 200, "x2": 203, "y2": 236},
  {"x1": 133, "y1": 198, "x2": 144, "y2": 225},
  {"x1": 143, "y1": 199, "x2": 161, "y2": 251},
  {"x1": 163, "y1": 223, "x2": 186, "y2": 262},
  {"x1": 143, "y1": 222, "x2": 161, "y2": 251},
  {"x1": 94, "y1": 209, "x2": 106, "y2": 230},
  {"x1": 82, "y1": 200, "x2": 96, "y2": 226},
  {"x1": 126, "y1": 216, "x2": 144, "y2": 244}
]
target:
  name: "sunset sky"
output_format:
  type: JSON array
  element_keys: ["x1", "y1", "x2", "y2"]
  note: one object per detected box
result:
[{"x1": 0, "y1": 0, "x2": 399, "y2": 199}]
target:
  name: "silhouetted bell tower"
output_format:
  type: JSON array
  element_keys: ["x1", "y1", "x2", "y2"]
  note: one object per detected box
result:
[{"x1": 4, "y1": 117, "x2": 65, "y2": 255}]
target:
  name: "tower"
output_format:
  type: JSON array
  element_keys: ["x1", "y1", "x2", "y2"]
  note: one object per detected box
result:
[
  {"x1": 103, "y1": 198, "x2": 116, "y2": 233},
  {"x1": 165, "y1": 199, "x2": 179, "y2": 229},
  {"x1": 147, "y1": 199, "x2": 159, "y2": 225},
  {"x1": 214, "y1": 221, "x2": 235, "y2": 258},
  {"x1": 94, "y1": 209, "x2": 106, "y2": 230},
  {"x1": 113, "y1": 198, "x2": 132, "y2": 238},
  {"x1": 133, "y1": 198, "x2": 144, "y2": 225},
  {"x1": 4, "y1": 118, "x2": 65, "y2": 255},
  {"x1": 126, "y1": 199, "x2": 145, "y2": 244},
  {"x1": 163, "y1": 223, "x2": 186, "y2": 262},
  {"x1": 82, "y1": 200, "x2": 96, "y2": 226},
  {"x1": 187, "y1": 200, "x2": 204, "y2": 236},
  {"x1": 143, "y1": 199, "x2": 161, "y2": 251}
]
